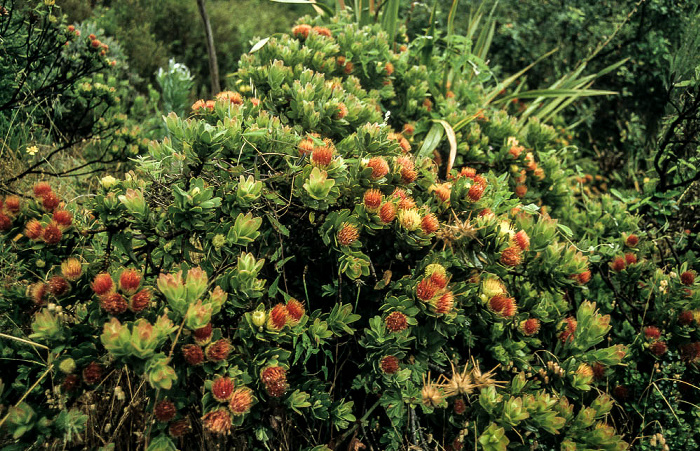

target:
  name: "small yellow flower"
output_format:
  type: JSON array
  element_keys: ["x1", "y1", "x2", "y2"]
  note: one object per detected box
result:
[
  {"x1": 44, "y1": 0, "x2": 56, "y2": 5},
  {"x1": 26, "y1": 145, "x2": 38, "y2": 156}
]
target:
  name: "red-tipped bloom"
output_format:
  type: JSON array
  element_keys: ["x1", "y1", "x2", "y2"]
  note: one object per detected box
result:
[
  {"x1": 433, "y1": 184, "x2": 451, "y2": 203},
  {"x1": 119, "y1": 268, "x2": 142, "y2": 295},
  {"x1": 291, "y1": 24, "x2": 311, "y2": 39},
  {"x1": 500, "y1": 246, "x2": 522, "y2": 267},
  {"x1": 229, "y1": 388, "x2": 254, "y2": 415},
  {"x1": 48, "y1": 276, "x2": 70, "y2": 297},
  {"x1": 24, "y1": 219, "x2": 42, "y2": 239},
  {"x1": 311, "y1": 146, "x2": 333, "y2": 166},
  {"x1": 681, "y1": 271, "x2": 696, "y2": 286},
  {"x1": 386, "y1": 311, "x2": 408, "y2": 332},
  {"x1": 211, "y1": 377, "x2": 236, "y2": 402},
  {"x1": 206, "y1": 339, "x2": 231, "y2": 362},
  {"x1": 33, "y1": 182, "x2": 52, "y2": 198},
  {"x1": 42, "y1": 222, "x2": 62, "y2": 244},
  {"x1": 367, "y1": 157, "x2": 389, "y2": 179},
  {"x1": 453, "y1": 398, "x2": 466, "y2": 415},
  {"x1": 194, "y1": 323, "x2": 213, "y2": 345},
  {"x1": 334, "y1": 102, "x2": 348, "y2": 120},
  {"x1": 53, "y1": 210, "x2": 72, "y2": 229},
  {"x1": 182, "y1": 344, "x2": 205, "y2": 366},
  {"x1": 61, "y1": 258, "x2": 82, "y2": 281},
  {"x1": 30, "y1": 282, "x2": 47, "y2": 305},
  {"x1": 380, "y1": 355, "x2": 399, "y2": 374},
  {"x1": 416, "y1": 278, "x2": 438, "y2": 301},
  {"x1": 514, "y1": 184, "x2": 527, "y2": 198},
  {"x1": 363, "y1": 189, "x2": 382, "y2": 211},
  {"x1": 268, "y1": 303, "x2": 289, "y2": 330},
  {"x1": 649, "y1": 341, "x2": 668, "y2": 356},
  {"x1": 643, "y1": 326, "x2": 661, "y2": 340},
  {"x1": 624, "y1": 253, "x2": 637, "y2": 265},
  {"x1": 42, "y1": 192, "x2": 60, "y2": 211},
  {"x1": 261, "y1": 366, "x2": 288, "y2": 397},
  {"x1": 154, "y1": 399, "x2": 177, "y2": 422},
  {"x1": 82, "y1": 362, "x2": 103, "y2": 385},
  {"x1": 559, "y1": 317, "x2": 577, "y2": 343},
  {"x1": 626, "y1": 234, "x2": 639, "y2": 247},
  {"x1": 520, "y1": 318, "x2": 541, "y2": 336},
  {"x1": 101, "y1": 292, "x2": 128, "y2": 315},
  {"x1": 298, "y1": 138, "x2": 314, "y2": 155},
  {"x1": 611, "y1": 257, "x2": 626, "y2": 272},
  {"x1": 0, "y1": 213, "x2": 11, "y2": 231},
  {"x1": 467, "y1": 183, "x2": 484, "y2": 202},
  {"x1": 513, "y1": 230, "x2": 530, "y2": 251},
  {"x1": 4, "y1": 196, "x2": 20, "y2": 214},
  {"x1": 434, "y1": 291, "x2": 454, "y2": 314},
  {"x1": 312, "y1": 26, "x2": 332, "y2": 37},
  {"x1": 429, "y1": 272, "x2": 448, "y2": 289},
  {"x1": 379, "y1": 202, "x2": 397, "y2": 223},
  {"x1": 337, "y1": 223, "x2": 359, "y2": 246},
  {"x1": 421, "y1": 213, "x2": 439, "y2": 235},
  {"x1": 129, "y1": 289, "x2": 151, "y2": 312},
  {"x1": 202, "y1": 409, "x2": 232, "y2": 435},
  {"x1": 286, "y1": 299, "x2": 305, "y2": 324},
  {"x1": 92, "y1": 273, "x2": 114, "y2": 296},
  {"x1": 576, "y1": 270, "x2": 592, "y2": 285}
]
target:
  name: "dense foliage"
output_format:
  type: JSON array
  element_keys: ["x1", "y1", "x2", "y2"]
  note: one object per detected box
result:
[{"x1": 1, "y1": 1, "x2": 699, "y2": 450}]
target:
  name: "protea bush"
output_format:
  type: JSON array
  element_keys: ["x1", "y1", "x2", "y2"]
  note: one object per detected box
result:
[{"x1": 1, "y1": 11, "x2": 699, "y2": 451}]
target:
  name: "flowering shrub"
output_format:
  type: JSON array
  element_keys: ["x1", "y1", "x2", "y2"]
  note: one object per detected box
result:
[{"x1": 1, "y1": 11, "x2": 698, "y2": 451}]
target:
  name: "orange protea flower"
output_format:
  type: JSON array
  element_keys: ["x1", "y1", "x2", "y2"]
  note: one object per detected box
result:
[
  {"x1": 0, "y1": 213, "x2": 11, "y2": 231},
  {"x1": 129, "y1": 289, "x2": 151, "y2": 312},
  {"x1": 337, "y1": 223, "x2": 359, "y2": 246},
  {"x1": 473, "y1": 175, "x2": 487, "y2": 187},
  {"x1": 500, "y1": 246, "x2": 522, "y2": 267},
  {"x1": 489, "y1": 295, "x2": 516, "y2": 317},
  {"x1": 202, "y1": 409, "x2": 232, "y2": 435},
  {"x1": 48, "y1": 276, "x2": 70, "y2": 297},
  {"x1": 312, "y1": 25, "x2": 332, "y2": 37},
  {"x1": 625, "y1": 234, "x2": 639, "y2": 247},
  {"x1": 514, "y1": 184, "x2": 527, "y2": 198},
  {"x1": 363, "y1": 189, "x2": 382, "y2": 211},
  {"x1": 416, "y1": 278, "x2": 438, "y2": 301},
  {"x1": 212, "y1": 377, "x2": 236, "y2": 402},
  {"x1": 402, "y1": 123, "x2": 414, "y2": 136},
  {"x1": 681, "y1": 271, "x2": 696, "y2": 286},
  {"x1": 385, "y1": 62, "x2": 395, "y2": 76},
  {"x1": 423, "y1": 98, "x2": 432, "y2": 111},
  {"x1": 24, "y1": 219, "x2": 43, "y2": 240},
  {"x1": 298, "y1": 137, "x2": 315, "y2": 155},
  {"x1": 33, "y1": 182, "x2": 52, "y2": 198},
  {"x1": 292, "y1": 24, "x2": 311, "y2": 39},
  {"x1": 154, "y1": 399, "x2": 177, "y2": 422},
  {"x1": 397, "y1": 197, "x2": 416, "y2": 210},
  {"x1": 400, "y1": 165, "x2": 417, "y2": 183},
  {"x1": 559, "y1": 317, "x2": 577, "y2": 343},
  {"x1": 519, "y1": 318, "x2": 540, "y2": 336},
  {"x1": 91, "y1": 273, "x2": 114, "y2": 296},
  {"x1": 459, "y1": 167, "x2": 477, "y2": 179},
  {"x1": 396, "y1": 155, "x2": 414, "y2": 172},
  {"x1": 286, "y1": 298, "x2": 305, "y2": 324},
  {"x1": 42, "y1": 221, "x2": 62, "y2": 244},
  {"x1": 215, "y1": 90, "x2": 243, "y2": 105},
  {"x1": 229, "y1": 387, "x2": 254, "y2": 415},
  {"x1": 267, "y1": 303, "x2": 288, "y2": 330},
  {"x1": 611, "y1": 256, "x2": 626, "y2": 272},
  {"x1": 4, "y1": 195, "x2": 20, "y2": 214},
  {"x1": 367, "y1": 156, "x2": 389, "y2": 179},
  {"x1": 379, "y1": 202, "x2": 397, "y2": 223},
  {"x1": 29, "y1": 282, "x2": 47, "y2": 305},
  {"x1": 421, "y1": 213, "x2": 439, "y2": 234},
  {"x1": 479, "y1": 208, "x2": 494, "y2": 218},
  {"x1": 168, "y1": 419, "x2": 191, "y2": 438},
  {"x1": 53, "y1": 210, "x2": 73, "y2": 229},
  {"x1": 119, "y1": 268, "x2": 141, "y2": 295},
  {"x1": 344, "y1": 61, "x2": 354, "y2": 74},
  {"x1": 573, "y1": 270, "x2": 591, "y2": 285},
  {"x1": 433, "y1": 183, "x2": 451, "y2": 203},
  {"x1": 512, "y1": 230, "x2": 530, "y2": 251},
  {"x1": 624, "y1": 253, "x2": 637, "y2": 265},
  {"x1": 467, "y1": 183, "x2": 484, "y2": 202},
  {"x1": 261, "y1": 366, "x2": 288, "y2": 397},
  {"x1": 334, "y1": 102, "x2": 348, "y2": 119},
  {"x1": 643, "y1": 326, "x2": 661, "y2": 340},
  {"x1": 193, "y1": 323, "x2": 213, "y2": 345},
  {"x1": 41, "y1": 192, "x2": 60, "y2": 211},
  {"x1": 311, "y1": 145, "x2": 333, "y2": 166},
  {"x1": 191, "y1": 99, "x2": 206, "y2": 112},
  {"x1": 61, "y1": 258, "x2": 82, "y2": 281},
  {"x1": 386, "y1": 311, "x2": 408, "y2": 332},
  {"x1": 82, "y1": 362, "x2": 103, "y2": 385},
  {"x1": 182, "y1": 344, "x2": 205, "y2": 366},
  {"x1": 380, "y1": 355, "x2": 399, "y2": 374},
  {"x1": 429, "y1": 272, "x2": 448, "y2": 289},
  {"x1": 678, "y1": 310, "x2": 695, "y2": 326},
  {"x1": 433, "y1": 291, "x2": 454, "y2": 314},
  {"x1": 650, "y1": 341, "x2": 668, "y2": 356},
  {"x1": 101, "y1": 292, "x2": 128, "y2": 315},
  {"x1": 206, "y1": 339, "x2": 231, "y2": 362}
]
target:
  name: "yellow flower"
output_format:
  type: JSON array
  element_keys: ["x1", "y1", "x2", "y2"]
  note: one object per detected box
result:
[{"x1": 26, "y1": 145, "x2": 38, "y2": 156}]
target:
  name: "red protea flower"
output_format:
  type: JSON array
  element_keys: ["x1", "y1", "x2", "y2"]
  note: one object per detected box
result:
[
  {"x1": 344, "y1": 61, "x2": 354, "y2": 74},
  {"x1": 626, "y1": 234, "x2": 639, "y2": 247},
  {"x1": 154, "y1": 399, "x2": 177, "y2": 422},
  {"x1": 367, "y1": 157, "x2": 389, "y2": 179},
  {"x1": 379, "y1": 202, "x2": 397, "y2": 223},
  {"x1": 479, "y1": 208, "x2": 493, "y2": 218},
  {"x1": 182, "y1": 344, "x2": 205, "y2": 366},
  {"x1": 513, "y1": 230, "x2": 530, "y2": 251},
  {"x1": 473, "y1": 175, "x2": 487, "y2": 187},
  {"x1": 267, "y1": 303, "x2": 288, "y2": 330},
  {"x1": 30, "y1": 282, "x2": 47, "y2": 305},
  {"x1": 92, "y1": 273, "x2": 114, "y2": 296},
  {"x1": 33, "y1": 182, "x2": 52, "y2": 198},
  {"x1": 678, "y1": 310, "x2": 695, "y2": 326},
  {"x1": 311, "y1": 145, "x2": 333, "y2": 166},
  {"x1": 559, "y1": 317, "x2": 577, "y2": 343},
  {"x1": 119, "y1": 268, "x2": 142, "y2": 295},
  {"x1": 380, "y1": 355, "x2": 399, "y2": 374},
  {"x1": 467, "y1": 183, "x2": 484, "y2": 202},
  {"x1": 429, "y1": 272, "x2": 448, "y2": 289},
  {"x1": 202, "y1": 409, "x2": 232, "y2": 435},
  {"x1": 649, "y1": 341, "x2": 668, "y2": 356},
  {"x1": 62, "y1": 373, "x2": 80, "y2": 392},
  {"x1": 458, "y1": 167, "x2": 477, "y2": 179},
  {"x1": 88, "y1": 33, "x2": 96, "y2": 40},
  {"x1": 337, "y1": 223, "x2": 359, "y2": 246},
  {"x1": 453, "y1": 398, "x2": 466, "y2": 415},
  {"x1": 500, "y1": 246, "x2": 522, "y2": 267},
  {"x1": 298, "y1": 137, "x2": 315, "y2": 155},
  {"x1": 42, "y1": 222, "x2": 62, "y2": 245},
  {"x1": 363, "y1": 189, "x2": 382, "y2": 211},
  {"x1": 292, "y1": 24, "x2": 311, "y2": 39},
  {"x1": 576, "y1": 270, "x2": 592, "y2": 285},
  {"x1": 212, "y1": 377, "x2": 236, "y2": 402},
  {"x1": 194, "y1": 323, "x2": 213, "y2": 344},
  {"x1": 82, "y1": 362, "x2": 103, "y2": 385},
  {"x1": 24, "y1": 219, "x2": 43, "y2": 240},
  {"x1": 101, "y1": 292, "x2": 128, "y2": 315},
  {"x1": 401, "y1": 167, "x2": 417, "y2": 183},
  {"x1": 42, "y1": 192, "x2": 60, "y2": 211},
  {"x1": 261, "y1": 366, "x2": 288, "y2": 397},
  {"x1": 514, "y1": 184, "x2": 527, "y2": 198},
  {"x1": 681, "y1": 271, "x2": 696, "y2": 286},
  {"x1": 416, "y1": 278, "x2": 438, "y2": 301},
  {"x1": 48, "y1": 276, "x2": 70, "y2": 297},
  {"x1": 386, "y1": 311, "x2": 408, "y2": 332},
  {"x1": 643, "y1": 326, "x2": 661, "y2": 340},
  {"x1": 434, "y1": 291, "x2": 454, "y2": 314},
  {"x1": 286, "y1": 299, "x2": 305, "y2": 324},
  {"x1": 433, "y1": 184, "x2": 451, "y2": 203},
  {"x1": 421, "y1": 213, "x2": 439, "y2": 235},
  {"x1": 53, "y1": 210, "x2": 72, "y2": 229},
  {"x1": 519, "y1": 318, "x2": 541, "y2": 336},
  {"x1": 229, "y1": 387, "x2": 254, "y2": 415},
  {"x1": 168, "y1": 419, "x2": 191, "y2": 438},
  {"x1": 334, "y1": 102, "x2": 348, "y2": 120},
  {"x1": 4, "y1": 195, "x2": 20, "y2": 214},
  {"x1": 206, "y1": 339, "x2": 231, "y2": 362},
  {"x1": 91, "y1": 39, "x2": 101, "y2": 48},
  {"x1": 611, "y1": 256, "x2": 626, "y2": 272},
  {"x1": 312, "y1": 25, "x2": 332, "y2": 37},
  {"x1": 192, "y1": 99, "x2": 207, "y2": 112},
  {"x1": 624, "y1": 253, "x2": 637, "y2": 265},
  {"x1": 129, "y1": 289, "x2": 151, "y2": 312},
  {"x1": 0, "y1": 213, "x2": 12, "y2": 231},
  {"x1": 489, "y1": 295, "x2": 508, "y2": 313}
]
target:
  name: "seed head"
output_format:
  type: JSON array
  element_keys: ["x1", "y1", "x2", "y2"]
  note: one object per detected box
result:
[
  {"x1": 168, "y1": 419, "x2": 191, "y2": 438},
  {"x1": 678, "y1": 310, "x2": 695, "y2": 326}
]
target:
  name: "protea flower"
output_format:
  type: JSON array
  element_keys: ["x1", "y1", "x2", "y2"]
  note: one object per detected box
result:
[
  {"x1": 385, "y1": 311, "x2": 408, "y2": 332},
  {"x1": 432, "y1": 183, "x2": 451, "y2": 203},
  {"x1": 129, "y1": 289, "x2": 151, "y2": 312},
  {"x1": 416, "y1": 278, "x2": 438, "y2": 301},
  {"x1": 467, "y1": 183, "x2": 484, "y2": 202},
  {"x1": 678, "y1": 310, "x2": 695, "y2": 326},
  {"x1": 398, "y1": 208, "x2": 421, "y2": 231},
  {"x1": 363, "y1": 189, "x2": 382, "y2": 212},
  {"x1": 48, "y1": 276, "x2": 70, "y2": 297},
  {"x1": 611, "y1": 256, "x2": 626, "y2": 272},
  {"x1": 626, "y1": 234, "x2": 639, "y2": 247},
  {"x1": 267, "y1": 303, "x2": 288, "y2": 330},
  {"x1": 379, "y1": 202, "x2": 397, "y2": 223},
  {"x1": 624, "y1": 253, "x2": 637, "y2": 265},
  {"x1": 261, "y1": 366, "x2": 288, "y2": 397},
  {"x1": 298, "y1": 137, "x2": 315, "y2": 155},
  {"x1": 202, "y1": 409, "x2": 232, "y2": 435},
  {"x1": 519, "y1": 318, "x2": 541, "y2": 336},
  {"x1": 24, "y1": 219, "x2": 43, "y2": 240},
  {"x1": 453, "y1": 398, "x2": 466, "y2": 415},
  {"x1": 29, "y1": 282, "x2": 47, "y2": 305},
  {"x1": 311, "y1": 146, "x2": 333, "y2": 166},
  {"x1": 119, "y1": 268, "x2": 142, "y2": 295},
  {"x1": 92, "y1": 273, "x2": 114, "y2": 296},
  {"x1": 182, "y1": 344, "x2": 205, "y2": 366},
  {"x1": 205, "y1": 339, "x2": 231, "y2": 362},
  {"x1": 291, "y1": 24, "x2": 311, "y2": 39},
  {"x1": 211, "y1": 377, "x2": 236, "y2": 402},
  {"x1": 82, "y1": 362, "x2": 103, "y2": 385},
  {"x1": 429, "y1": 271, "x2": 448, "y2": 289},
  {"x1": 337, "y1": 223, "x2": 359, "y2": 246},
  {"x1": 154, "y1": 399, "x2": 177, "y2": 422},
  {"x1": 433, "y1": 291, "x2": 454, "y2": 314},
  {"x1": 380, "y1": 355, "x2": 399, "y2": 374},
  {"x1": 168, "y1": 419, "x2": 191, "y2": 438},
  {"x1": 421, "y1": 213, "x2": 439, "y2": 235},
  {"x1": 33, "y1": 182, "x2": 53, "y2": 198},
  {"x1": 101, "y1": 292, "x2": 128, "y2": 315},
  {"x1": 52, "y1": 210, "x2": 72, "y2": 229},
  {"x1": 193, "y1": 323, "x2": 213, "y2": 345},
  {"x1": 681, "y1": 271, "x2": 696, "y2": 286},
  {"x1": 61, "y1": 258, "x2": 82, "y2": 281},
  {"x1": 559, "y1": 317, "x2": 577, "y2": 343},
  {"x1": 500, "y1": 246, "x2": 522, "y2": 267},
  {"x1": 649, "y1": 341, "x2": 668, "y2": 356},
  {"x1": 334, "y1": 102, "x2": 348, "y2": 119},
  {"x1": 4, "y1": 195, "x2": 20, "y2": 214},
  {"x1": 643, "y1": 326, "x2": 661, "y2": 340},
  {"x1": 367, "y1": 157, "x2": 389, "y2": 179},
  {"x1": 286, "y1": 299, "x2": 305, "y2": 324},
  {"x1": 42, "y1": 192, "x2": 60, "y2": 211},
  {"x1": 312, "y1": 25, "x2": 331, "y2": 37},
  {"x1": 229, "y1": 387, "x2": 254, "y2": 415},
  {"x1": 512, "y1": 230, "x2": 530, "y2": 251},
  {"x1": 42, "y1": 222, "x2": 62, "y2": 245}
]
